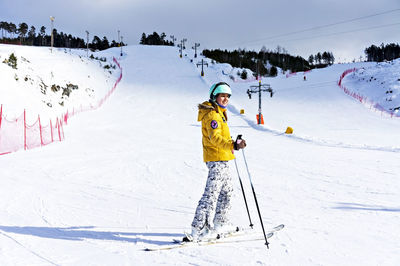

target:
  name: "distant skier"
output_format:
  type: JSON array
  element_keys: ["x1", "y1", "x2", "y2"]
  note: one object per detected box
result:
[{"x1": 185, "y1": 82, "x2": 246, "y2": 242}]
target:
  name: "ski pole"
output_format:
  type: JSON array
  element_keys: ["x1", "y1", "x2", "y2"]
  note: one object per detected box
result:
[
  {"x1": 234, "y1": 156, "x2": 254, "y2": 229},
  {"x1": 234, "y1": 135, "x2": 253, "y2": 228},
  {"x1": 241, "y1": 148, "x2": 270, "y2": 248}
]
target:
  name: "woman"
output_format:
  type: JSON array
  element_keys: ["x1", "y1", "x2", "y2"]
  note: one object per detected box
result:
[{"x1": 187, "y1": 82, "x2": 246, "y2": 242}]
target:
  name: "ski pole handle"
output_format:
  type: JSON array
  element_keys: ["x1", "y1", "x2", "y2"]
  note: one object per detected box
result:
[{"x1": 234, "y1": 135, "x2": 243, "y2": 150}]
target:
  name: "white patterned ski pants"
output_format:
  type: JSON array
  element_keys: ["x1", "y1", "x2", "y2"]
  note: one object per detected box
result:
[{"x1": 191, "y1": 161, "x2": 233, "y2": 230}]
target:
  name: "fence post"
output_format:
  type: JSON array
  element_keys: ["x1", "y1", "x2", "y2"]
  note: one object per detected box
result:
[
  {"x1": 0, "y1": 104, "x2": 2, "y2": 129},
  {"x1": 38, "y1": 115, "x2": 43, "y2": 146},
  {"x1": 50, "y1": 119, "x2": 54, "y2": 142},
  {"x1": 61, "y1": 119, "x2": 65, "y2": 139},
  {"x1": 24, "y1": 109, "x2": 27, "y2": 150},
  {"x1": 56, "y1": 118, "x2": 61, "y2": 141},
  {"x1": 64, "y1": 110, "x2": 68, "y2": 125}
]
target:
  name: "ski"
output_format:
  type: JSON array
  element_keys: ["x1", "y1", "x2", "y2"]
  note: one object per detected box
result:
[
  {"x1": 143, "y1": 232, "x2": 274, "y2": 251},
  {"x1": 143, "y1": 224, "x2": 284, "y2": 251},
  {"x1": 217, "y1": 224, "x2": 284, "y2": 240}
]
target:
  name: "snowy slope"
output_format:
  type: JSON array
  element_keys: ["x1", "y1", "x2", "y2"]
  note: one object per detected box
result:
[
  {"x1": 0, "y1": 44, "x2": 119, "y2": 121},
  {"x1": 342, "y1": 59, "x2": 400, "y2": 114},
  {"x1": 0, "y1": 45, "x2": 399, "y2": 266}
]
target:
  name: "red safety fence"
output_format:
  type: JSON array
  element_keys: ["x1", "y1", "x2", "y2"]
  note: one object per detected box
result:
[
  {"x1": 286, "y1": 69, "x2": 311, "y2": 78},
  {"x1": 338, "y1": 68, "x2": 400, "y2": 118},
  {"x1": 0, "y1": 57, "x2": 122, "y2": 155}
]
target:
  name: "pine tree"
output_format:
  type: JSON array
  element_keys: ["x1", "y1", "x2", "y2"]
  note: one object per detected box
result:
[
  {"x1": 0, "y1": 21, "x2": 6, "y2": 39},
  {"x1": 52, "y1": 28, "x2": 59, "y2": 47},
  {"x1": 322, "y1": 51, "x2": 329, "y2": 65},
  {"x1": 8, "y1": 23, "x2": 17, "y2": 38},
  {"x1": 329, "y1": 52, "x2": 335, "y2": 64},
  {"x1": 270, "y1": 66, "x2": 278, "y2": 77},
  {"x1": 102, "y1": 36, "x2": 110, "y2": 50},
  {"x1": 160, "y1": 32, "x2": 166, "y2": 43},
  {"x1": 91, "y1": 35, "x2": 102, "y2": 50},
  {"x1": 140, "y1": 33, "x2": 146, "y2": 44},
  {"x1": 308, "y1": 55, "x2": 314, "y2": 65},
  {"x1": 316, "y1": 52, "x2": 322, "y2": 64},
  {"x1": 28, "y1": 26, "x2": 36, "y2": 45},
  {"x1": 18, "y1": 22, "x2": 28, "y2": 44},
  {"x1": 39, "y1": 26, "x2": 46, "y2": 46},
  {"x1": 150, "y1": 32, "x2": 160, "y2": 45}
]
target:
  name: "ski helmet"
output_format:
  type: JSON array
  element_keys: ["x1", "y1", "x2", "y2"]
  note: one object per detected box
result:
[{"x1": 209, "y1": 82, "x2": 231, "y2": 101}]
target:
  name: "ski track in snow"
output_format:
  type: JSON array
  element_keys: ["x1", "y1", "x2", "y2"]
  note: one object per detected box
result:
[{"x1": 0, "y1": 230, "x2": 59, "y2": 265}]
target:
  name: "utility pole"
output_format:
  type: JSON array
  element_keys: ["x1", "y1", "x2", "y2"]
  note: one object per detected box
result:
[
  {"x1": 120, "y1": 36, "x2": 123, "y2": 56},
  {"x1": 50, "y1": 16, "x2": 55, "y2": 53},
  {"x1": 170, "y1": 35, "x2": 176, "y2": 46},
  {"x1": 85, "y1": 30, "x2": 89, "y2": 57},
  {"x1": 196, "y1": 59, "x2": 208, "y2": 76},
  {"x1": 192, "y1": 43, "x2": 200, "y2": 58},
  {"x1": 247, "y1": 81, "x2": 274, "y2": 125}
]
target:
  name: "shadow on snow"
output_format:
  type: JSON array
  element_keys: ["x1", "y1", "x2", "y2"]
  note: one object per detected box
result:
[
  {"x1": 0, "y1": 225, "x2": 182, "y2": 245},
  {"x1": 332, "y1": 202, "x2": 400, "y2": 212}
]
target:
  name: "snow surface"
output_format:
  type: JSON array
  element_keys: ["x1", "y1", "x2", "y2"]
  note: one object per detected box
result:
[{"x1": 0, "y1": 44, "x2": 399, "y2": 265}]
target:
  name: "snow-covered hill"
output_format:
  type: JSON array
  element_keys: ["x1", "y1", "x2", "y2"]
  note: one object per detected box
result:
[
  {"x1": 342, "y1": 59, "x2": 400, "y2": 114},
  {"x1": 0, "y1": 44, "x2": 119, "y2": 121},
  {"x1": 0, "y1": 44, "x2": 399, "y2": 265}
]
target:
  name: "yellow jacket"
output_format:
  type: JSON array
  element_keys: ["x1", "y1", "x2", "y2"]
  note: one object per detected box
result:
[{"x1": 198, "y1": 101, "x2": 235, "y2": 162}]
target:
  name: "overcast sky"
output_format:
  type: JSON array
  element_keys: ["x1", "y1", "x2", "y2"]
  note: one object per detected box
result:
[{"x1": 1, "y1": 0, "x2": 400, "y2": 62}]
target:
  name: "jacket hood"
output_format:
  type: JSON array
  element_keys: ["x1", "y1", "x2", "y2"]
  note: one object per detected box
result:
[
  {"x1": 198, "y1": 101, "x2": 228, "y2": 122},
  {"x1": 197, "y1": 101, "x2": 215, "y2": 121}
]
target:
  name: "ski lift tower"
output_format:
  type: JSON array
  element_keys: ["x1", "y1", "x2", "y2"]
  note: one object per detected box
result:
[
  {"x1": 178, "y1": 38, "x2": 187, "y2": 58},
  {"x1": 196, "y1": 59, "x2": 208, "y2": 76},
  {"x1": 247, "y1": 81, "x2": 274, "y2": 124},
  {"x1": 192, "y1": 43, "x2": 200, "y2": 58}
]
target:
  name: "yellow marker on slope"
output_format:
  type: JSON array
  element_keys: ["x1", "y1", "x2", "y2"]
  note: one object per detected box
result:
[{"x1": 285, "y1": 127, "x2": 293, "y2": 134}]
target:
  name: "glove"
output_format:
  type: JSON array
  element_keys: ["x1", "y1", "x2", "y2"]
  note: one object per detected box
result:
[{"x1": 234, "y1": 138, "x2": 247, "y2": 150}]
